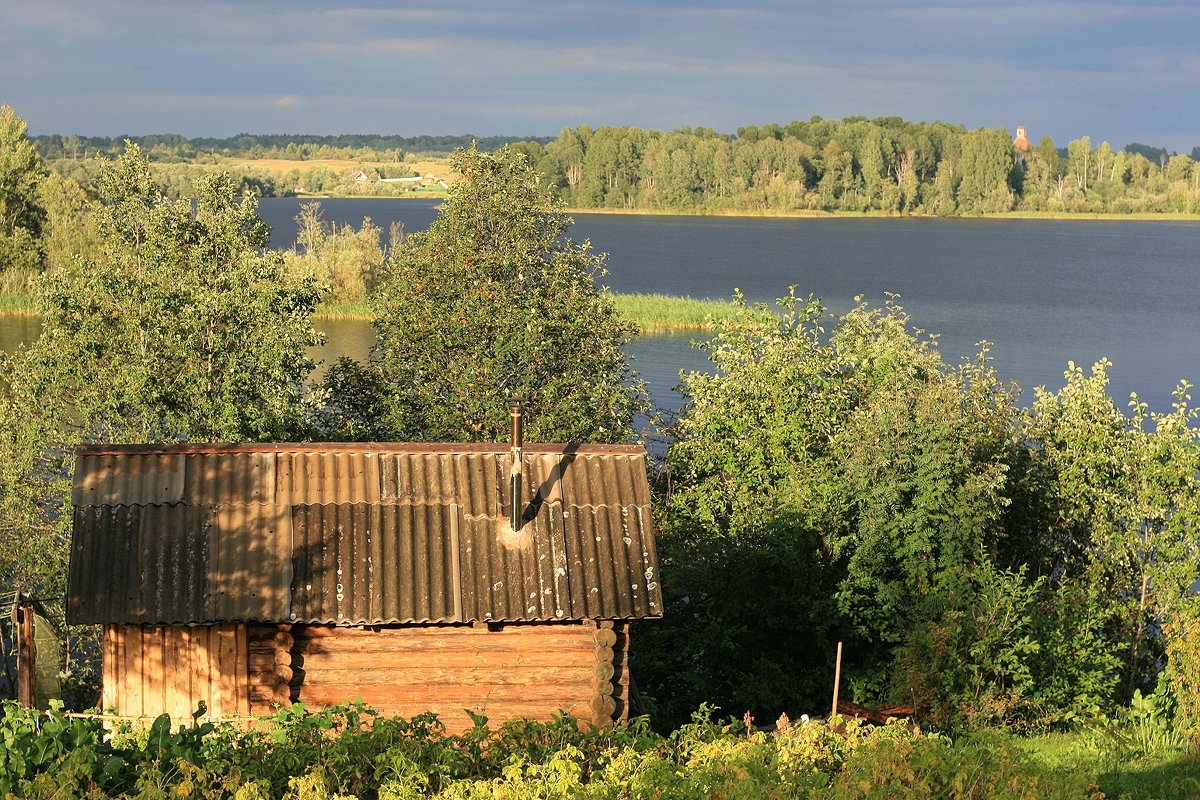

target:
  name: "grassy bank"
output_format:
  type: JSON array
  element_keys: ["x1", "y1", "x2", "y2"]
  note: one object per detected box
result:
[
  {"x1": 3, "y1": 292, "x2": 737, "y2": 333},
  {"x1": 611, "y1": 292, "x2": 739, "y2": 332},
  {"x1": 314, "y1": 293, "x2": 739, "y2": 332},
  {"x1": 313, "y1": 300, "x2": 374, "y2": 320},
  {"x1": 0, "y1": 292, "x2": 35, "y2": 315},
  {"x1": 564, "y1": 206, "x2": 1200, "y2": 222}
]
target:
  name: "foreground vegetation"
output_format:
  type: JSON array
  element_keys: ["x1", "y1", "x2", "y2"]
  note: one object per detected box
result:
[{"x1": 6, "y1": 700, "x2": 1200, "y2": 799}]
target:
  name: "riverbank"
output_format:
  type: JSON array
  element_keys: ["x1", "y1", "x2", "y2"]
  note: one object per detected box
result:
[
  {"x1": 316, "y1": 293, "x2": 739, "y2": 332},
  {"x1": 563, "y1": 205, "x2": 1200, "y2": 222},
  {"x1": 0, "y1": 291, "x2": 740, "y2": 333}
]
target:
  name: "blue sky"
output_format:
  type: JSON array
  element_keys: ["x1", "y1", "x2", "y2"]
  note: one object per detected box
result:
[{"x1": 3, "y1": 0, "x2": 1197, "y2": 152}]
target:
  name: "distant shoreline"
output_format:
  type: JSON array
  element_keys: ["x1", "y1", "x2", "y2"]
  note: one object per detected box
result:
[{"x1": 275, "y1": 195, "x2": 1200, "y2": 223}]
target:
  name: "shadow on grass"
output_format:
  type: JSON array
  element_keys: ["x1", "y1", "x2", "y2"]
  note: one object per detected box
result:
[{"x1": 1097, "y1": 754, "x2": 1200, "y2": 800}]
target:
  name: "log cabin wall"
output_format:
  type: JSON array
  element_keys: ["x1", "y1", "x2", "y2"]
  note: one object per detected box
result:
[
  {"x1": 102, "y1": 623, "x2": 249, "y2": 721},
  {"x1": 247, "y1": 620, "x2": 630, "y2": 731}
]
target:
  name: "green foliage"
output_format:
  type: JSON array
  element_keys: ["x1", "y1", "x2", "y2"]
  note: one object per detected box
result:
[
  {"x1": 1022, "y1": 363, "x2": 1200, "y2": 704},
  {"x1": 609, "y1": 293, "x2": 741, "y2": 332},
  {"x1": 829, "y1": 732, "x2": 1097, "y2": 799},
  {"x1": 525, "y1": 120, "x2": 1200, "y2": 215},
  {"x1": 0, "y1": 142, "x2": 323, "y2": 601},
  {"x1": 3, "y1": 702, "x2": 1138, "y2": 799},
  {"x1": 657, "y1": 292, "x2": 1030, "y2": 726},
  {"x1": 285, "y1": 202, "x2": 390, "y2": 304},
  {"x1": 0, "y1": 105, "x2": 46, "y2": 279},
  {"x1": 326, "y1": 145, "x2": 647, "y2": 443},
  {"x1": 36, "y1": 170, "x2": 103, "y2": 274},
  {"x1": 655, "y1": 290, "x2": 1200, "y2": 732}
]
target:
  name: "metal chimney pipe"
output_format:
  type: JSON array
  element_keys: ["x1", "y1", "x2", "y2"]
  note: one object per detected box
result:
[{"x1": 509, "y1": 401, "x2": 524, "y2": 531}]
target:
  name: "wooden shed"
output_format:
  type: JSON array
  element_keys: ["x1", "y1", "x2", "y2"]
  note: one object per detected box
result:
[{"x1": 66, "y1": 441, "x2": 662, "y2": 730}]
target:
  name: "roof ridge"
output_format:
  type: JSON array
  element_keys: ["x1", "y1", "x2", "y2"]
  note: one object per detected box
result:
[{"x1": 74, "y1": 442, "x2": 647, "y2": 456}]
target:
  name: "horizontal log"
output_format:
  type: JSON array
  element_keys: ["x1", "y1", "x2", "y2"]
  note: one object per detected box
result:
[
  {"x1": 296, "y1": 633, "x2": 595, "y2": 652},
  {"x1": 248, "y1": 653, "x2": 275, "y2": 670},
  {"x1": 298, "y1": 624, "x2": 593, "y2": 640},
  {"x1": 298, "y1": 666, "x2": 595, "y2": 687},
  {"x1": 297, "y1": 681, "x2": 592, "y2": 705},
  {"x1": 296, "y1": 687, "x2": 592, "y2": 713},
  {"x1": 296, "y1": 642, "x2": 597, "y2": 659},
  {"x1": 594, "y1": 662, "x2": 615, "y2": 681},
  {"x1": 594, "y1": 646, "x2": 614, "y2": 663},
  {"x1": 296, "y1": 651, "x2": 596, "y2": 670},
  {"x1": 593, "y1": 628, "x2": 617, "y2": 648}
]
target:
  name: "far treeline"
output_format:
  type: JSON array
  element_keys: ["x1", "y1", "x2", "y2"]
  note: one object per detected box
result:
[
  {"x1": 517, "y1": 121, "x2": 1200, "y2": 215},
  {"x1": 31, "y1": 117, "x2": 1200, "y2": 216},
  {"x1": 30, "y1": 132, "x2": 554, "y2": 162}
]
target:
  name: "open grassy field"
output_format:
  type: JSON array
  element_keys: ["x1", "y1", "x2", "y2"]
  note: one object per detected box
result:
[{"x1": 221, "y1": 156, "x2": 454, "y2": 184}]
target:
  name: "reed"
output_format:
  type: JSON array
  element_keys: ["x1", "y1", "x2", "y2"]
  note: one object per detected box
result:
[
  {"x1": 0, "y1": 292, "x2": 35, "y2": 315},
  {"x1": 0, "y1": 268, "x2": 37, "y2": 315},
  {"x1": 313, "y1": 294, "x2": 742, "y2": 332},
  {"x1": 610, "y1": 293, "x2": 740, "y2": 333},
  {"x1": 5, "y1": 290, "x2": 742, "y2": 334},
  {"x1": 313, "y1": 300, "x2": 374, "y2": 320}
]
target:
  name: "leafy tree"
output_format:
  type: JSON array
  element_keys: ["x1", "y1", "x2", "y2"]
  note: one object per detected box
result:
[
  {"x1": 654, "y1": 292, "x2": 1028, "y2": 726},
  {"x1": 0, "y1": 143, "x2": 323, "y2": 598},
  {"x1": 285, "y1": 202, "x2": 388, "y2": 304},
  {"x1": 1125, "y1": 142, "x2": 1169, "y2": 166},
  {"x1": 955, "y1": 128, "x2": 1015, "y2": 212},
  {"x1": 0, "y1": 105, "x2": 46, "y2": 282},
  {"x1": 1068, "y1": 136, "x2": 1092, "y2": 193},
  {"x1": 324, "y1": 145, "x2": 646, "y2": 443},
  {"x1": 1022, "y1": 363, "x2": 1200, "y2": 708},
  {"x1": 36, "y1": 172, "x2": 103, "y2": 274}
]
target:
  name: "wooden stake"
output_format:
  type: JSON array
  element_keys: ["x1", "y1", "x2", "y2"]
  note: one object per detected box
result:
[
  {"x1": 14, "y1": 593, "x2": 35, "y2": 709},
  {"x1": 830, "y1": 641, "x2": 843, "y2": 719}
]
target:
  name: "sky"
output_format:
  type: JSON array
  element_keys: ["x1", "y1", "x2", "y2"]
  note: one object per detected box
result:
[{"x1": 2, "y1": 0, "x2": 1198, "y2": 153}]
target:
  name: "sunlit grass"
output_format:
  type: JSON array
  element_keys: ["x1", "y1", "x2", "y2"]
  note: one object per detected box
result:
[
  {"x1": 313, "y1": 293, "x2": 743, "y2": 333},
  {"x1": 0, "y1": 291, "x2": 35, "y2": 315},
  {"x1": 314, "y1": 300, "x2": 374, "y2": 320},
  {"x1": 1013, "y1": 730, "x2": 1200, "y2": 800},
  {"x1": 610, "y1": 293, "x2": 741, "y2": 333},
  {"x1": 6, "y1": 288, "x2": 741, "y2": 334}
]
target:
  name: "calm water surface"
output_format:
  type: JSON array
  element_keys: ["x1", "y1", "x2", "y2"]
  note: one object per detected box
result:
[
  {"x1": 4, "y1": 199, "x2": 1197, "y2": 419},
  {"x1": 257, "y1": 198, "x2": 1200, "y2": 415}
]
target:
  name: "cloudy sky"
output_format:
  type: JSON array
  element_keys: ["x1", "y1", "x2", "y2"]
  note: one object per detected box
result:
[{"x1": 2, "y1": 0, "x2": 1197, "y2": 152}]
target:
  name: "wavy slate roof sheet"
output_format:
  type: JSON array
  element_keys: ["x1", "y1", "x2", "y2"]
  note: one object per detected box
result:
[{"x1": 68, "y1": 443, "x2": 661, "y2": 626}]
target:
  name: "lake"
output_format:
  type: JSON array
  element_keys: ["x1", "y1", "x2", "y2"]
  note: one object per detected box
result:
[
  {"x1": 4, "y1": 198, "x2": 1198, "y2": 419},
  {"x1": 257, "y1": 198, "x2": 1200, "y2": 416}
]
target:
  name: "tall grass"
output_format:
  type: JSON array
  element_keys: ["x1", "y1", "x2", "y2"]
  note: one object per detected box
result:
[
  {"x1": 0, "y1": 269, "x2": 37, "y2": 315},
  {"x1": 4, "y1": 282, "x2": 742, "y2": 335},
  {"x1": 313, "y1": 293, "x2": 744, "y2": 332},
  {"x1": 610, "y1": 293, "x2": 741, "y2": 333},
  {"x1": 313, "y1": 300, "x2": 374, "y2": 320}
]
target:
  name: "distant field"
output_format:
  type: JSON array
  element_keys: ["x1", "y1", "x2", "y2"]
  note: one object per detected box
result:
[{"x1": 221, "y1": 157, "x2": 453, "y2": 184}]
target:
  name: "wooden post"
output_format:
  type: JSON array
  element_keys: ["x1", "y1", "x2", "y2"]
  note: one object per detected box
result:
[
  {"x1": 830, "y1": 641, "x2": 843, "y2": 719},
  {"x1": 14, "y1": 593, "x2": 36, "y2": 708}
]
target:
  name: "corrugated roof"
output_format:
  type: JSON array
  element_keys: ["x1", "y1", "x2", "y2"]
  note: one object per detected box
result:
[{"x1": 68, "y1": 443, "x2": 661, "y2": 626}]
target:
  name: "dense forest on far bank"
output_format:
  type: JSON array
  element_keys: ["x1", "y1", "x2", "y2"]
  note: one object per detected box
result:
[{"x1": 30, "y1": 118, "x2": 1200, "y2": 216}]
